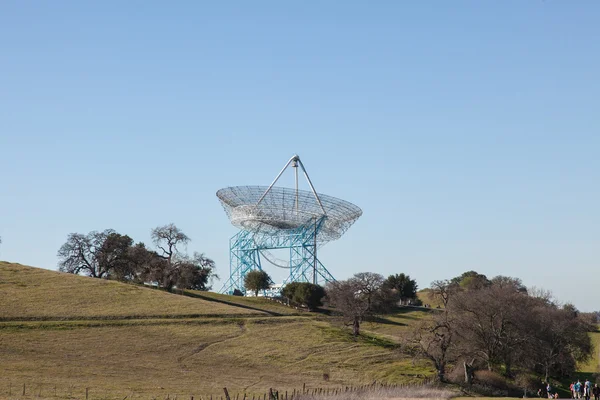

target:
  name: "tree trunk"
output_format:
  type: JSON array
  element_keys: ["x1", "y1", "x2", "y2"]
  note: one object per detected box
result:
[
  {"x1": 464, "y1": 362, "x2": 474, "y2": 385},
  {"x1": 352, "y1": 317, "x2": 360, "y2": 337},
  {"x1": 437, "y1": 364, "x2": 446, "y2": 382},
  {"x1": 505, "y1": 359, "x2": 512, "y2": 377}
]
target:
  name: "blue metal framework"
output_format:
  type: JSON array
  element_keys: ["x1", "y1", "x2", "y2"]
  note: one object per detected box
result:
[{"x1": 220, "y1": 215, "x2": 335, "y2": 295}]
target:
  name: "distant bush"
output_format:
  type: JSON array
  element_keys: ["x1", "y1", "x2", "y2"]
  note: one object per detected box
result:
[
  {"x1": 281, "y1": 282, "x2": 325, "y2": 311},
  {"x1": 474, "y1": 370, "x2": 516, "y2": 391}
]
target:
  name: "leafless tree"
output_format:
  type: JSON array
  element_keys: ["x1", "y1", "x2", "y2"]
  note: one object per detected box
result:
[
  {"x1": 430, "y1": 280, "x2": 456, "y2": 308},
  {"x1": 409, "y1": 309, "x2": 455, "y2": 382},
  {"x1": 450, "y1": 283, "x2": 530, "y2": 376},
  {"x1": 57, "y1": 230, "x2": 115, "y2": 278},
  {"x1": 491, "y1": 275, "x2": 527, "y2": 293},
  {"x1": 149, "y1": 223, "x2": 190, "y2": 290},
  {"x1": 326, "y1": 272, "x2": 390, "y2": 337},
  {"x1": 417, "y1": 276, "x2": 594, "y2": 383},
  {"x1": 352, "y1": 272, "x2": 386, "y2": 311},
  {"x1": 527, "y1": 302, "x2": 593, "y2": 382},
  {"x1": 151, "y1": 223, "x2": 190, "y2": 265},
  {"x1": 148, "y1": 224, "x2": 216, "y2": 291}
]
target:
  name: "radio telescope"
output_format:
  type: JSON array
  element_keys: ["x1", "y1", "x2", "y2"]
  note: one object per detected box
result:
[{"x1": 217, "y1": 155, "x2": 362, "y2": 295}]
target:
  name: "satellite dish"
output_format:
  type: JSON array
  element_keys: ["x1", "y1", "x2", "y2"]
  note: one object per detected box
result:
[{"x1": 217, "y1": 155, "x2": 362, "y2": 295}]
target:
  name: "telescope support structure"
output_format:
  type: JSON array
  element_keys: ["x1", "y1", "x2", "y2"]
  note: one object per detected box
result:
[{"x1": 220, "y1": 215, "x2": 335, "y2": 295}]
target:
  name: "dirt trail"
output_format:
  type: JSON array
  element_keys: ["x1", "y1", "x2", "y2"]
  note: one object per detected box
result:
[{"x1": 177, "y1": 321, "x2": 247, "y2": 370}]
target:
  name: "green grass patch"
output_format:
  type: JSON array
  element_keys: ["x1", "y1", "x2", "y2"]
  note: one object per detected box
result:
[{"x1": 578, "y1": 330, "x2": 600, "y2": 373}]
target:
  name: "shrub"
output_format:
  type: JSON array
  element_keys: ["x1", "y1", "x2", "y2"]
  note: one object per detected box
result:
[
  {"x1": 281, "y1": 282, "x2": 326, "y2": 311},
  {"x1": 474, "y1": 370, "x2": 515, "y2": 391}
]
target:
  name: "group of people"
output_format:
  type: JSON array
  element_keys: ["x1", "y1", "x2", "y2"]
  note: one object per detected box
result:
[
  {"x1": 568, "y1": 379, "x2": 600, "y2": 400},
  {"x1": 538, "y1": 380, "x2": 600, "y2": 400}
]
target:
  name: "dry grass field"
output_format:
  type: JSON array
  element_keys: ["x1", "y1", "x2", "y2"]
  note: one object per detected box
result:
[
  {"x1": 0, "y1": 262, "x2": 435, "y2": 400},
  {"x1": 361, "y1": 308, "x2": 436, "y2": 344},
  {"x1": 5, "y1": 262, "x2": 592, "y2": 400},
  {"x1": 0, "y1": 262, "x2": 265, "y2": 320},
  {"x1": 184, "y1": 289, "x2": 305, "y2": 316}
]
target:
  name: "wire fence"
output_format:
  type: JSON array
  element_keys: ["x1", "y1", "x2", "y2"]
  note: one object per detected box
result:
[{"x1": 2, "y1": 379, "x2": 440, "y2": 400}]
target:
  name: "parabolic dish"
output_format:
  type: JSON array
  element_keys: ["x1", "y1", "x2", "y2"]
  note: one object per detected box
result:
[{"x1": 216, "y1": 186, "x2": 362, "y2": 242}]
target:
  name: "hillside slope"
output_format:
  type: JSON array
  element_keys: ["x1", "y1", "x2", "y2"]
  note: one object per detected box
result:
[
  {"x1": 0, "y1": 262, "x2": 265, "y2": 319},
  {"x1": 0, "y1": 262, "x2": 435, "y2": 400}
]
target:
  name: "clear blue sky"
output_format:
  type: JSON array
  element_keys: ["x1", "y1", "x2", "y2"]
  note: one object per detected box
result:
[{"x1": 0, "y1": 1, "x2": 598, "y2": 311}]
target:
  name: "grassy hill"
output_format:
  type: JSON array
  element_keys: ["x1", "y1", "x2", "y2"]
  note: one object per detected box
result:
[
  {"x1": 0, "y1": 262, "x2": 265, "y2": 320},
  {"x1": 578, "y1": 328, "x2": 600, "y2": 374},
  {"x1": 417, "y1": 288, "x2": 444, "y2": 308},
  {"x1": 0, "y1": 262, "x2": 434, "y2": 400}
]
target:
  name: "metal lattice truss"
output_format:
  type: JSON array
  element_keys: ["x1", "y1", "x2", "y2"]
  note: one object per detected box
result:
[{"x1": 217, "y1": 155, "x2": 362, "y2": 295}]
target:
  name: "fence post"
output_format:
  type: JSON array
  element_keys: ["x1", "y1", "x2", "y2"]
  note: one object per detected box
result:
[
  {"x1": 86, "y1": 387, "x2": 89, "y2": 400},
  {"x1": 223, "y1": 388, "x2": 231, "y2": 400}
]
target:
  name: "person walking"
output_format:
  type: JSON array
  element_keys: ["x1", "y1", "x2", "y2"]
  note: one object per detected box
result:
[
  {"x1": 585, "y1": 380, "x2": 592, "y2": 400},
  {"x1": 575, "y1": 381, "x2": 582, "y2": 399},
  {"x1": 591, "y1": 384, "x2": 599, "y2": 400}
]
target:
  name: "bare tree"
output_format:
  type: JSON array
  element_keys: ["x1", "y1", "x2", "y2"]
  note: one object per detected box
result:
[
  {"x1": 409, "y1": 310, "x2": 455, "y2": 382},
  {"x1": 491, "y1": 275, "x2": 527, "y2": 293},
  {"x1": 58, "y1": 230, "x2": 115, "y2": 278},
  {"x1": 149, "y1": 223, "x2": 190, "y2": 290},
  {"x1": 148, "y1": 224, "x2": 216, "y2": 291},
  {"x1": 352, "y1": 272, "x2": 386, "y2": 312},
  {"x1": 450, "y1": 283, "x2": 530, "y2": 374},
  {"x1": 326, "y1": 272, "x2": 389, "y2": 337},
  {"x1": 418, "y1": 277, "x2": 594, "y2": 383},
  {"x1": 528, "y1": 303, "x2": 593, "y2": 382},
  {"x1": 430, "y1": 280, "x2": 456, "y2": 308},
  {"x1": 151, "y1": 223, "x2": 190, "y2": 265}
]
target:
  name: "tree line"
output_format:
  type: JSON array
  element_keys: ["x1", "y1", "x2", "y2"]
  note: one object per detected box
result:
[
  {"x1": 244, "y1": 269, "x2": 419, "y2": 335},
  {"x1": 250, "y1": 268, "x2": 593, "y2": 386},
  {"x1": 57, "y1": 223, "x2": 217, "y2": 291},
  {"x1": 411, "y1": 271, "x2": 594, "y2": 385}
]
